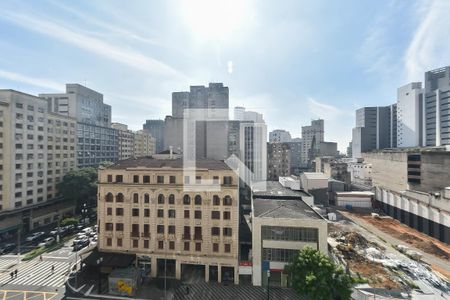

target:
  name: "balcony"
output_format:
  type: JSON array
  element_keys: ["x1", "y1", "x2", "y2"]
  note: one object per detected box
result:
[
  {"x1": 142, "y1": 232, "x2": 150, "y2": 238},
  {"x1": 182, "y1": 234, "x2": 191, "y2": 240},
  {"x1": 194, "y1": 234, "x2": 203, "y2": 241},
  {"x1": 130, "y1": 231, "x2": 140, "y2": 238}
]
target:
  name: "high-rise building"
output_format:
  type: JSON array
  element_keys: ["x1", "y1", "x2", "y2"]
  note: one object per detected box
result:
[
  {"x1": 40, "y1": 84, "x2": 118, "y2": 168},
  {"x1": 143, "y1": 120, "x2": 165, "y2": 153},
  {"x1": 397, "y1": 82, "x2": 424, "y2": 147},
  {"x1": 267, "y1": 142, "x2": 291, "y2": 180},
  {"x1": 111, "y1": 123, "x2": 135, "y2": 160},
  {"x1": 287, "y1": 138, "x2": 303, "y2": 175},
  {"x1": 351, "y1": 106, "x2": 396, "y2": 158},
  {"x1": 0, "y1": 90, "x2": 76, "y2": 231},
  {"x1": 134, "y1": 130, "x2": 156, "y2": 157},
  {"x1": 269, "y1": 129, "x2": 292, "y2": 143},
  {"x1": 301, "y1": 119, "x2": 324, "y2": 167},
  {"x1": 234, "y1": 106, "x2": 264, "y2": 123},
  {"x1": 97, "y1": 157, "x2": 239, "y2": 283},
  {"x1": 424, "y1": 66, "x2": 450, "y2": 147}
]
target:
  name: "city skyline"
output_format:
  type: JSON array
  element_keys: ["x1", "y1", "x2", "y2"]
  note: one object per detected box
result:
[{"x1": 1, "y1": 1, "x2": 450, "y2": 151}]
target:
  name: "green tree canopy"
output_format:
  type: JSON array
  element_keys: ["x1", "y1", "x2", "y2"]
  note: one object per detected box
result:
[
  {"x1": 57, "y1": 168, "x2": 98, "y2": 210},
  {"x1": 285, "y1": 247, "x2": 353, "y2": 300}
]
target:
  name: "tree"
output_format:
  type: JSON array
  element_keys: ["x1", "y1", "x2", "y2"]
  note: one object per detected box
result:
[
  {"x1": 285, "y1": 247, "x2": 353, "y2": 300},
  {"x1": 57, "y1": 168, "x2": 98, "y2": 211}
]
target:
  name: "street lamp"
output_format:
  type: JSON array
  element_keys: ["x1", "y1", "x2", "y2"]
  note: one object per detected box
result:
[
  {"x1": 97, "y1": 257, "x2": 103, "y2": 293},
  {"x1": 81, "y1": 203, "x2": 88, "y2": 226}
]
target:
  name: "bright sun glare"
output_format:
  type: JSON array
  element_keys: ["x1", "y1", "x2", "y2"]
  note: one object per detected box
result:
[{"x1": 180, "y1": 0, "x2": 250, "y2": 42}]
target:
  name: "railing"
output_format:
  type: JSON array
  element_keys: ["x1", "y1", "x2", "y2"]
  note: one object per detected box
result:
[
  {"x1": 194, "y1": 235, "x2": 203, "y2": 241},
  {"x1": 130, "y1": 231, "x2": 140, "y2": 238}
]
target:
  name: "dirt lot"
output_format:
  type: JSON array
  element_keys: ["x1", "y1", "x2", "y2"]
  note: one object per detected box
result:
[{"x1": 348, "y1": 212, "x2": 450, "y2": 261}]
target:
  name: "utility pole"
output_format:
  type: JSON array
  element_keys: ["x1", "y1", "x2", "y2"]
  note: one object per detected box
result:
[
  {"x1": 164, "y1": 240, "x2": 167, "y2": 300},
  {"x1": 17, "y1": 226, "x2": 21, "y2": 264}
]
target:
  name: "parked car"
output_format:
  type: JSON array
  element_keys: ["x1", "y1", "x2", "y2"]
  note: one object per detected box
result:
[
  {"x1": 0, "y1": 243, "x2": 16, "y2": 254},
  {"x1": 72, "y1": 239, "x2": 89, "y2": 251},
  {"x1": 38, "y1": 237, "x2": 55, "y2": 248},
  {"x1": 25, "y1": 232, "x2": 45, "y2": 242},
  {"x1": 72, "y1": 236, "x2": 89, "y2": 246},
  {"x1": 65, "y1": 224, "x2": 75, "y2": 233}
]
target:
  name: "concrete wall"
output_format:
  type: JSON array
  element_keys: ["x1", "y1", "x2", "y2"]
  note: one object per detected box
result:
[{"x1": 362, "y1": 152, "x2": 408, "y2": 191}]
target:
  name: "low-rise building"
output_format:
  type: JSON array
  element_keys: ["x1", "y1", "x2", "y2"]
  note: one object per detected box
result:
[{"x1": 97, "y1": 157, "x2": 240, "y2": 283}]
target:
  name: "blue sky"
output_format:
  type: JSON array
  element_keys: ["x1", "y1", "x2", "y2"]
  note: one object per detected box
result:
[{"x1": 1, "y1": 0, "x2": 450, "y2": 151}]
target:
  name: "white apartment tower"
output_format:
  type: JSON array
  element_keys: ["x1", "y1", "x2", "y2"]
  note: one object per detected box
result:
[{"x1": 396, "y1": 82, "x2": 423, "y2": 147}]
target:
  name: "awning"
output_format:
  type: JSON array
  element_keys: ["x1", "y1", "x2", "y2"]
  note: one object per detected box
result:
[{"x1": 82, "y1": 248, "x2": 136, "y2": 268}]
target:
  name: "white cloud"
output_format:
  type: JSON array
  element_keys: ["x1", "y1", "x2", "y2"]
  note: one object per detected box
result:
[
  {"x1": 404, "y1": 0, "x2": 450, "y2": 82},
  {"x1": 0, "y1": 69, "x2": 63, "y2": 91},
  {"x1": 0, "y1": 11, "x2": 184, "y2": 79},
  {"x1": 307, "y1": 97, "x2": 350, "y2": 120}
]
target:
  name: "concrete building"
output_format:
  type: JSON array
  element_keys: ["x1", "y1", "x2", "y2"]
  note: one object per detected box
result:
[
  {"x1": 97, "y1": 157, "x2": 240, "y2": 283},
  {"x1": 112, "y1": 123, "x2": 135, "y2": 160},
  {"x1": 267, "y1": 142, "x2": 290, "y2": 181},
  {"x1": 41, "y1": 84, "x2": 118, "y2": 168},
  {"x1": 134, "y1": 130, "x2": 155, "y2": 157},
  {"x1": 269, "y1": 130, "x2": 292, "y2": 143},
  {"x1": 347, "y1": 161, "x2": 372, "y2": 186},
  {"x1": 318, "y1": 141, "x2": 338, "y2": 157},
  {"x1": 315, "y1": 157, "x2": 350, "y2": 184},
  {"x1": 251, "y1": 181, "x2": 327, "y2": 286},
  {"x1": 301, "y1": 119, "x2": 324, "y2": 167},
  {"x1": 143, "y1": 120, "x2": 165, "y2": 153},
  {"x1": 287, "y1": 138, "x2": 303, "y2": 175},
  {"x1": 234, "y1": 106, "x2": 264, "y2": 123},
  {"x1": 331, "y1": 191, "x2": 374, "y2": 208},
  {"x1": 0, "y1": 90, "x2": 76, "y2": 232},
  {"x1": 352, "y1": 105, "x2": 397, "y2": 158},
  {"x1": 424, "y1": 66, "x2": 450, "y2": 147},
  {"x1": 397, "y1": 82, "x2": 424, "y2": 147}
]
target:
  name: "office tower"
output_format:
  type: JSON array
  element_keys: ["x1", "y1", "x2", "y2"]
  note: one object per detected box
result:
[
  {"x1": 397, "y1": 82, "x2": 424, "y2": 147},
  {"x1": 134, "y1": 130, "x2": 156, "y2": 157},
  {"x1": 0, "y1": 89, "x2": 76, "y2": 230},
  {"x1": 234, "y1": 106, "x2": 264, "y2": 123},
  {"x1": 267, "y1": 142, "x2": 291, "y2": 180},
  {"x1": 41, "y1": 84, "x2": 118, "y2": 168},
  {"x1": 143, "y1": 119, "x2": 165, "y2": 153},
  {"x1": 112, "y1": 123, "x2": 135, "y2": 160},
  {"x1": 287, "y1": 138, "x2": 303, "y2": 175},
  {"x1": 269, "y1": 129, "x2": 292, "y2": 143},
  {"x1": 424, "y1": 66, "x2": 450, "y2": 146},
  {"x1": 301, "y1": 119, "x2": 324, "y2": 167}
]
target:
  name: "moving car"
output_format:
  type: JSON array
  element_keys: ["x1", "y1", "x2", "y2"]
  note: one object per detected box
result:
[
  {"x1": 38, "y1": 237, "x2": 55, "y2": 248},
  {"x1": 0, "y1": 243, "x2": 16, "y2": 254},
  {"x1": 72, "y1": 239, "x2": 89, "y2": 251},
  {"x1": 25, "y1": 232, "x2": 45, "y2": 242},
  {"x1": 72, "y1": 236, "x2": 89, "y2": 246}
]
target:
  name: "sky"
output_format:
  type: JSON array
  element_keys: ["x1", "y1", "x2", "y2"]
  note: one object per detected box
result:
[{"x1": 1, "y1": 0, "x2": 450, "y2": 152}]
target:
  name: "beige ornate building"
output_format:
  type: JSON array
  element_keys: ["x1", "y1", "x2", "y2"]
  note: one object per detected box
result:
[{"x1": 97, "y1": 157, "x2": 239, "y2": 283}]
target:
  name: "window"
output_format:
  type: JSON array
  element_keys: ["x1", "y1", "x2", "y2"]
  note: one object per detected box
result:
[
  {"x1": 213, "y1": 243, "x2": 219, "y2": 252},
  {"x1": 168, "y1": 225, "x2": 176, "y2": 234},
  {"x1": 261, "y1": 226, "x2": 318, "y2": 242},
  {"x1": 211, "y1": 211, "x2": 220, "y2": 220},
  {"x1": 194, "y1": 210, "x2": 202, "y2": 219},
  {"x1": 168, "y1": 209, "x2": 176, "y2": 218},
  {"x1": 144, "y1": 240, "x2": 149, "y2": 249},
  {"x1": 132, "y1": 239, "x2": 139, "y2": 248},
  {"x1": 262, "y1": 248, "x2": 298, "y2": 262},
  {"x1": 169, "y1": 176, "x2": 176, "y2": 184},
  {"x1": 194, "y1": 195, "x2": 202, "y2": 205},
  {"x1": 157, "y1": 209, "x2": 164, "y2": 218},
  {"x1": 184, "y1": 176, "x2": 190, "y2": 184},
  {"x1": 115, "y1": 223, "x2": 124, "y2": 231},
  {"x1": 213, "y1": 176, "x2": 219, "y2": 184},
  {"x1": 195, "y1": 176, "x2": 201, "y2": 184},
  {"x1": 144, "y1": 209, "x2": 150, "y2": 217},
  {"x1": 144, "y1": 194, "x2": 150, "y2": 203},
  {"x1": 107, "y1": 207, "x2": 112, "y2": 215},
  {"x1": 143, "y1": 176, "x2": 150, "y2": 183},
  {"x1": 115, "y1": 175, "x2": 123, "y2": 182},
  {"x1": 211, "y1": 227, "x2": 220, "y2": 236},
  {"x1": 157, "y1": 225, "x2": 164, "y2": 234},
  {"x1": 184, "y1": 210, "x2": 190, "y2": 219},
  {"x1": 184, "y1": 242, "x2": 190, "y2": 251},
  {"x1": 169, "y1": 241, "x2": 175, "y2": 250},
  {"x1": 224, "y1": 244, "x2": 231, "y2": 253},
  {"x1": 133, "y1": 175, "x2": 139, "y2": 183},
  {"x1": 223, "y1": 176, "x2": 232, "y2": 185},
  {"x1": 183, "y1": 226, "x2": 190, "y2": 239},
  {"x1": 223, "y1": 228, "x2": 232, "y2": 237},
  {"x1": 132, "y1": 208, "x2": 139, "y2": 217},
  {"x1": 158, "y1": 241, "x2": 164, "y2": 249},
  {"x1": 213, "y1": 195, "x2": 220, "y2": 205},
  {"x1": 158, "y1": 194, "x2": 165, "y2": 204},
  {"x1": 195, "y1": 243, "x2": 201, "y2": 252},
  {"x1": 133, "y1": 193, "x2": 139, "y2": 203},
  {"x1": 223, "y1": 211, "x2": 231, "y2": 220},
  {"x1": 117, "y1": 238, "x2": 123, "y2": 247},
  {"x1": 105, "y1": 223, "x2": 113, "y2": 231},
  {"x1": 116, "y1": 193, "x2": 124, "y2": 202},
  {"x1": 105, "y1": 193, "x2": 113, "y2": 202},
  {"x1": 157, "y1": 176, "x2": 164, "y2": 184},
  {"x1": 168, "y1": 194, "x2": 175, "y2": 204},
  {"x1": 223, "y1": 195, "x2": 232, "y2": 206},
  {"x1": 116, "y1": 208, "x2": 124, "y2": 216},
  {"x1": 183, "y1": 195, "x2": 191, "y2": 205}
]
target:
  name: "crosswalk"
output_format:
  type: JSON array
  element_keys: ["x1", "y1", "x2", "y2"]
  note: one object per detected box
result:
[
  {"x1": 0, "y1": 260, "x2": 70, "y2": 287},
  {"x1": 0, "y1": 257, "x2": 19, "y2": 271}
]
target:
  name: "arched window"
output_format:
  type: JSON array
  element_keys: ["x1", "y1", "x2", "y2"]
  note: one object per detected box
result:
[
  {"x1": 194, "y1": 195, "x2": 202, "y2": 205},
  {"x1": 169, "y1": 194, "x2": 175, "y2": 205},
  {"x1": 105, "y1": 193, "x2": 113, "y2": 202},
  {"x1": 213, "y1": 195, "x2": 220, "y2": 206},
  {"x1": 144, "y1": 193, "x2": 150, "y2": 204},
  {"x1": 158, "y1": 194, "x2": 165, "y2": 204},
  {"x1": 116, "y1": 193, "x2": 124, "y2": 202},
  {"x1": 133, "y1": 193, "x2": 139, "y2": 203},
  {"x1": 183, "y1": 195, "x2": 191, "y2": 205},
  {"x1": 223, "y1": 195, "x2": 232, "y2": 206}
]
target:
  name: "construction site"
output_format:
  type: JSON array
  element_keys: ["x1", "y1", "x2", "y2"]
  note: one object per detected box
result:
[{"x1": 328, "y1": 213, "x2": 450, "y2": 299}]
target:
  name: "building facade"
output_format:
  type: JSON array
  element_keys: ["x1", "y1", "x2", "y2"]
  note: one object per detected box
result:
[
  {"x1": 143, "y1": 120, "x2": 165, "y2": 154},
  {"x1": 287, "y1": 138, "x2": 303, "y2": 175},
  {"x1": 267, "y1": 142, "x2": 291, "y2": 181},
  {"x1": 97, "y1": 158, "x2": 240, "y2": 283},
  {"x1": 134, "y1": 130, "x2": 156, "y2": 157},
  {"x1": 269, "y1": 130, "x2": 292, "y2": 143},
  {"x1": 112, "y1": 123, "x2": 135, "y2": 160},
  {"x1": 301, "y1": 119, "x2": 324, "y2": 167},
  {"x1": 397, "y1": 82, "x2": 424, "y2": 147}
]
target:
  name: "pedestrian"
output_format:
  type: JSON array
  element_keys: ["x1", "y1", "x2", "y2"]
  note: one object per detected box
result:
[
  {"x1": 51, "y1": 265, "x2": 55, "y2": 274},
  {"x1": 39, "y1": 255, "x2": 43, "y2": 262},
  {"x1": 186, "y1": 285, "x2": 190, "y2": 295},
  {"x1": 14, "y1": 269, "x2": 17, "y2": 278},
  {"x1": 10, "y1": 272, "x2": 13, "y2": 279}
]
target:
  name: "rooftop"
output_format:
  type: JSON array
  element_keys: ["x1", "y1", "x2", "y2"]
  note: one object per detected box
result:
[
  {"x1": 302, "y1": 172, "x2": 329, "y2": 180},
  {"x1": 106, "y1": 157, "x2": 232, "y2": 170},
  {"x1": 252, "y1": 181, "x2": 311, "y2": 198},
  {"x1": 253, "y1": 198, "x2": 322, "y2": 220}
]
